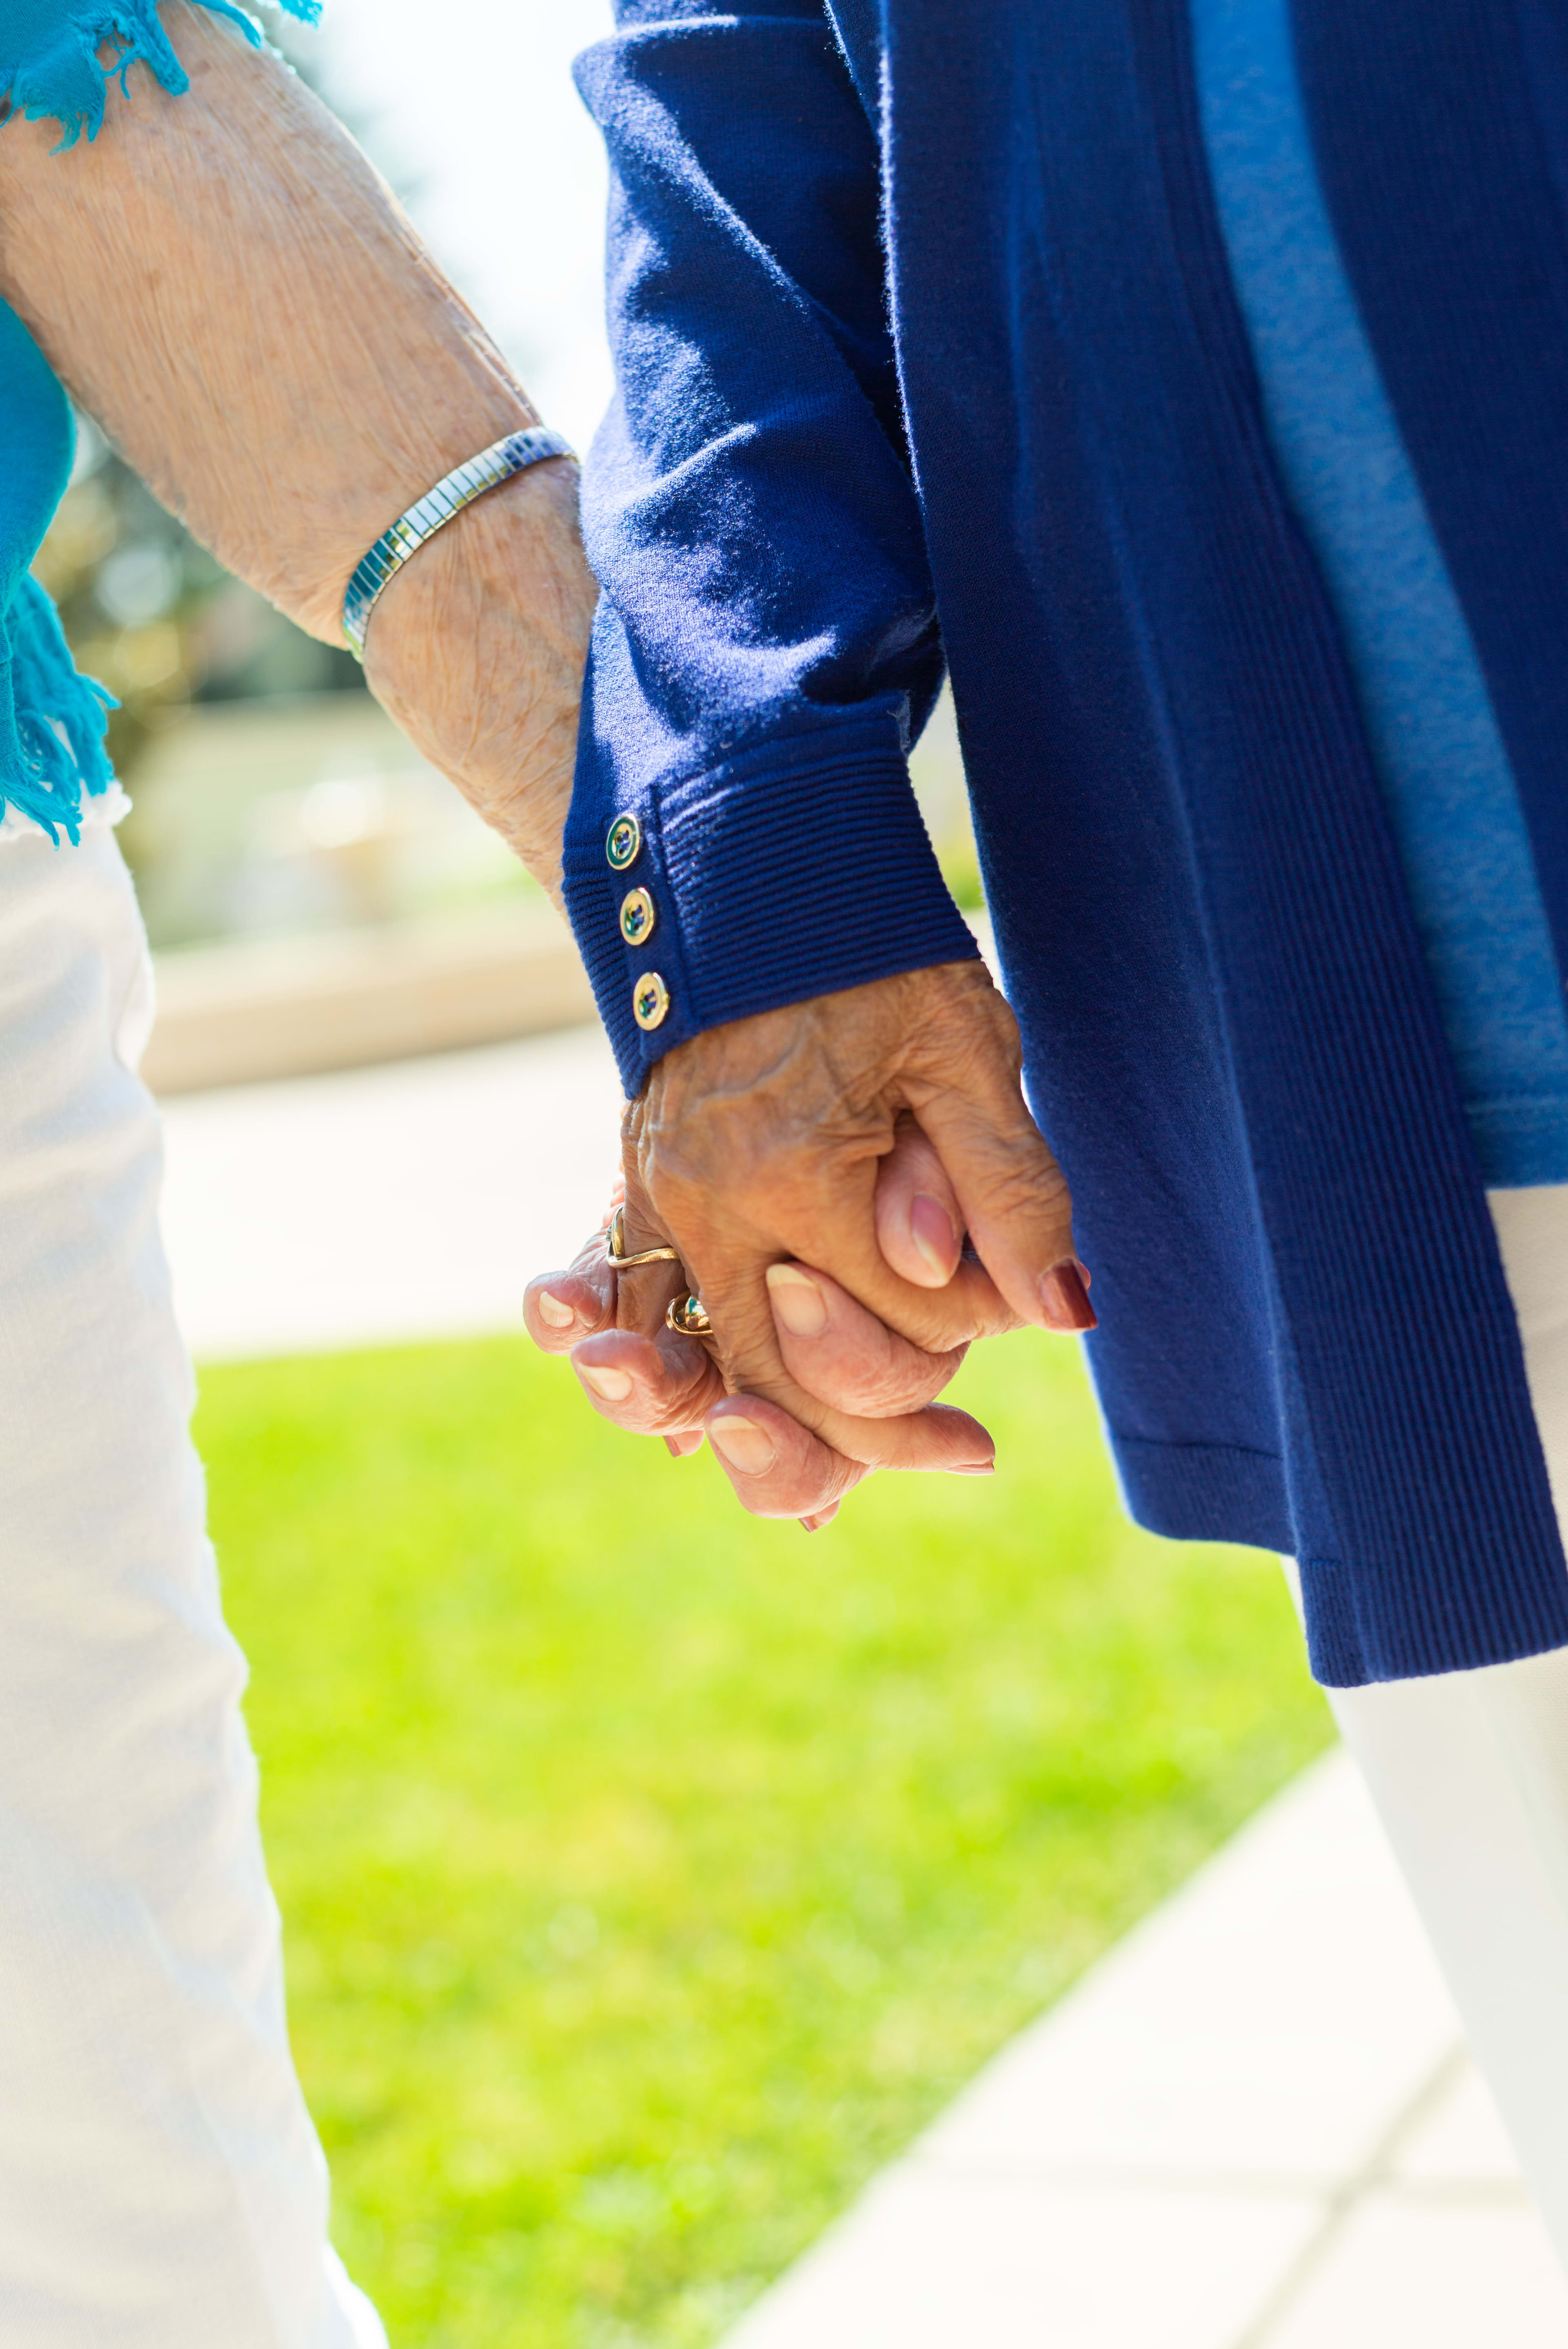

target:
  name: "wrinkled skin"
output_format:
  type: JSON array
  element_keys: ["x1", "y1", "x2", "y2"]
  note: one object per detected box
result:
[
  {"x1": 526, "y1": 960, "x2": 1094, "y2": 1526},
  {"x1": 0, "y1": 10, "x2": 1086, "y2": 1489},
  {"x1": 0, "y1": 4, "x2": 595, "y2": 902}
]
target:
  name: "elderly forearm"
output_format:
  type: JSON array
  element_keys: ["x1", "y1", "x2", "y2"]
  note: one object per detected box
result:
[{"x1": 0, "y1": 3, "x2": 594, "y2": 896}]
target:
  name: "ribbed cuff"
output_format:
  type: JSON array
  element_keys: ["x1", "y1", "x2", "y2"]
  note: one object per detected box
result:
[{"x1": 564, "y1": 718, "x2": 981, "y2": 1094}]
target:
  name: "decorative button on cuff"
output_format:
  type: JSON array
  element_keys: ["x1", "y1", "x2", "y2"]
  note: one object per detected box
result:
[
  {"x1": 619, "y1": 887, "x2": 656, "y2": 947},
  {"x1": 633, "y1": 971, "x2": 670, "y2": 1031},
  {"x1": 606, "y1": 814, "x2": 641, "y2": 871}
]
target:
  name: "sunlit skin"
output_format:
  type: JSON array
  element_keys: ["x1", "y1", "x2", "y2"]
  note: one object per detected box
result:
[
  {"x1": 0, "y1": 7, "x2": 1087, "y2": 1516},
  {"x1": 525, "y1": 992, "x2": 1094, "y2": 1526}
]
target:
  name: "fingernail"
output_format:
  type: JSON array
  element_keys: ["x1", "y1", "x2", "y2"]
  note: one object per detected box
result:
[
  {"x1": 579, "y1": 1363, "x2": 634, "y2": 1402},
  {"x1": 909, "y1": 1193, "x2": 960, "y2": 1283},
  {"x1": 766, "y1": 1261, "x2": 829, "y2": 1338},
  {"x1": 1039, "y1": 1261, "x2": 1097, "y2": 1333},
  {"x1": 800, "y1": 1503, "x2": 840, "y2": 1531},
  {"x1": 949, "y1": 1461, "x2": 996, "y2": 1475},
  {"x1": 708, "y1": 1414, "x2": 778, "y2": 1475},
  {"x1": 537, "y1": 1289, "x2": 576, "y2": 1330}
]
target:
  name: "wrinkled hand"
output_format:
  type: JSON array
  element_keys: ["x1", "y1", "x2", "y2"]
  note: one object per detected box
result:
[{"x1": 524, "y1": 959, "x2": 1094, "y2": 1524}]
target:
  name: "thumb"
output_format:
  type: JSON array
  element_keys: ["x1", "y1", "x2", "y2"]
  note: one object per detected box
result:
[{"x1": 874, "y1": 1113, "x2": 965, "y2": 1288}]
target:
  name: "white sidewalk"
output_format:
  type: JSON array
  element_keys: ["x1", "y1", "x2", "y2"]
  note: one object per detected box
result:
[
  {"x1": 159, "y1": 1024, "x2": 623, "y2": 1359},
  {"x1": 722, "y1": 1754, "x2": 1568, "y2": 2349},
  {"x1": 156, "y1": 1036, "x2": 1568, "y2": 2349}
]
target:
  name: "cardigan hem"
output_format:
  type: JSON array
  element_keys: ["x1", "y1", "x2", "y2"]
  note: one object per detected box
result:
[
  {"x1": 1298, "y1": 1551, "x2": 1568, "y2": 1688},
  {"x1": 1113, "y1": 1428, "x2": 1568, "y2": 1688}
]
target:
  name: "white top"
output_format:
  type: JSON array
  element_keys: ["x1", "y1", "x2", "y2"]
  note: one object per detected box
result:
[{"x1": 0, "y1": 781, "x2": 130, "y2": 847}]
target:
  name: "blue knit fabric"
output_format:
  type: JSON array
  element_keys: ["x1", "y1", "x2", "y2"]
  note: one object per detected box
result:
[
  {"x1": 0, "y1": 0, "x2": 317, "y2": 840},
  {"x1": 573, "y1": 0, "x2": 1568, "y2": 1686},
  {"x1": 1192, "y1": 0, "x2": 1568, "y2": 1189},
  {"x1": 568, "y1": 5, "x2": 980, "y2": 1089}
]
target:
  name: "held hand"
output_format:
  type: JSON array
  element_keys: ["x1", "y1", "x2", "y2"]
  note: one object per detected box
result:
[
  {"x1": 630, "y1": 959, "x2": 1091, "y2": 1347},
  {"x1": 525, "y1": 1121, "x2": 994, "y2": 1526},
  {"x1": 525, "y1": 961, "x2": 1094, "y2": 1522}
]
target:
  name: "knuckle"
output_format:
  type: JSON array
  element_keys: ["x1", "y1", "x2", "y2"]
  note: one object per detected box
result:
[
  {"x1": 829, "y1": 1373, "x2": 948, "y2": 1421},
  {"x1": 752, "y1": 1456, "x2": 862, "y2": 1520},
  {"x1": 886, "y1": 1285, "x2": 991, "y2": 1349},
  {"x1": 641, "y1": 1387, "x2": 712, "y2": 1436},
  {"x1": 971, "y1": 1149, "x2": 1071, "y2": 1226},
  {"x1": 811, "y1": 1349, "x2": 960, "y2": 1419},
  {"x1": 591, "y1": 1381, "x2": 705, "y2": 1438},
  {"x1": 918, "y1": 975, "x2": 1019, "y2": 1066}
]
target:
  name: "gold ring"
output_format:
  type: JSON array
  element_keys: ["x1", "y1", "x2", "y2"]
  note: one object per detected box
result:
[
  {"x1": 666, "y1": 1292, "x2": 713, "y2": 1339},
  {"x1": 605, "y1": 1204, "x2": 682, "y2": 1271}
]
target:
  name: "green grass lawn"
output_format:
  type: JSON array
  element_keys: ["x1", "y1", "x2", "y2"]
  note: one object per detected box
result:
[{"x1": 198, "y1": 1327, "x2": 1331, "y2": 2349}]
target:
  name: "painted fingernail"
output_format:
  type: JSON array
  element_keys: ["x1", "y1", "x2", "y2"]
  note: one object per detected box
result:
[
  {"x1": 579, "y1": 1363, "x2": 634, "y2": 1402},
  {"x1": 949, "y1": 1461, "x2": 996, "y2": 1475},
  {"x1": 909, "y1": 1193, "x2": 960, "y2": 1283},
  {"x1": 708, "y1": 1414, "x2": 778, "y2": 1475},
  {"x1": 766, "y1": 1261, "x2": 829, "y2": 1338},
  {"x1": 1039, "y1": 1261, "x2": 1097, "y2": 1333},
  {"x1": 536, "y1": 1289, "x2": 576, "y2": 1330}
]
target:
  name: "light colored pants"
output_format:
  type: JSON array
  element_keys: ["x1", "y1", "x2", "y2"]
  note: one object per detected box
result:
[
  {"x1": 1327, "y1": 1184, "x2": 1568, "y2": 2275},
  {"x1": 0, "y1": 819, "x2": 384, "y2": 2347}
]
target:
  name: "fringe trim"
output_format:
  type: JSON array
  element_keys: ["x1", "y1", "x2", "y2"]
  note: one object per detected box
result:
[
  {"x1": 1, "y1": 0, "x2": 320, "y2": 151},
  {"x1": 0, "y1": 579, "x2": 116, "y2": 846},
  {"x1": 0, "y1": 0, "x2": 323, "y2": 829}
]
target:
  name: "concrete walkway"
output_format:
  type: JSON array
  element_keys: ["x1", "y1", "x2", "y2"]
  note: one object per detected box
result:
[
  {"x1": 156, "y1": 1035, "x2": 1568, "y2": 2346},
  {"x1": 723, "y1": 1755, "x2": 1568, "y2": 2349},
  {"x1": 160, "y1": 1023, "x2": 623, "y2": 1359}
]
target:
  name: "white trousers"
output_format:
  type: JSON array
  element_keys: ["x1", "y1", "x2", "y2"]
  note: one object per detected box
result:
[
  {"x1": 0, "y1": 821, "x2": 384, "y2": 2347},
  {"x1": 1328, "y1": 1185, "x2": 1568, "y2": 2274}
]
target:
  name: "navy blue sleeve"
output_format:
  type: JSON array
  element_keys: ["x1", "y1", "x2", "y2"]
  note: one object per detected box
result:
[{"x1": 568, "y1": 0, "x2": 980, "y2": 1094}]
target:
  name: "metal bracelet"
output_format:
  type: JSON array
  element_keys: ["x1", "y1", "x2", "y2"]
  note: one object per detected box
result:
[{"x1": 341, "y1": 425, "x2": 575, "y2": 660}]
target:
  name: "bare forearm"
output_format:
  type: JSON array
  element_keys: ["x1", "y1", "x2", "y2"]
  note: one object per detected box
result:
[
  {"x1": 360, "y1": 459, "x2": 590, "y2": 902},
  {"x1": 0, "y1": 4, "x2": 593, "y2": 898}
]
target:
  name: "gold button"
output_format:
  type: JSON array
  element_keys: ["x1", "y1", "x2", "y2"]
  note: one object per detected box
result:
[
  {"x1": 633, "y1": 971, "x2": 670, "y2": 1031},
  {"x1": 606, "y1": 813, "x2": 641, "y2": 871},
  {"x1": 619, "y1": 886, "x2": 656, "y2": 946}
]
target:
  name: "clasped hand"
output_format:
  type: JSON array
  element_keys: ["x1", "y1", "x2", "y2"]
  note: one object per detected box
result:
[{"x1": 525, "y1": 958, "x2": 1095, "y2": 1526}]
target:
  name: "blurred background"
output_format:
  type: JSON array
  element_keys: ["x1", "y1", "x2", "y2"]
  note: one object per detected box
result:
[
  {"x1": 31, "y1": 5, "x2": 1333, "y2": 2345},
  {"x1": 36, "y1": 0, "x2": 978, "y2": 1094},
  {"x1": 38, "y1": 0, "x2": 616, "y2": 990}
]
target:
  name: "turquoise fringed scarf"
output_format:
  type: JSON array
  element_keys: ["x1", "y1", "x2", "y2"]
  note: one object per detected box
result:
[
  {"x1": 0, "y1": 0, "x2": 319, "y2": 150},
  {"x1": 0, "y1": 0, "x2": 317, "y2": 840}
]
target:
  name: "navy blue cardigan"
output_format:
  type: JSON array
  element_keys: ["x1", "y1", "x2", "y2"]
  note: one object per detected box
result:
[{"x1": 566, "y1": 0, "x2": 1568, "y2": 1687}]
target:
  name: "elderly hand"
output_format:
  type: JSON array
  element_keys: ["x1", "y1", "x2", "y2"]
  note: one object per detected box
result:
[
  {"x1": 0, "y1": 4, "x2": 1086, "y2": 1516},
  {"x1": 525, "y1": 957, "x2": 1093, "y2": 1524},
  {"x1": 0, "y1": 2, "x2": 595, "y2": 900}
]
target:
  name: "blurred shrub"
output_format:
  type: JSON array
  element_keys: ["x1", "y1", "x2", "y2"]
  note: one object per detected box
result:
[{"x1": 32, "y1": 419, "x2": 365, "y2": 788}]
